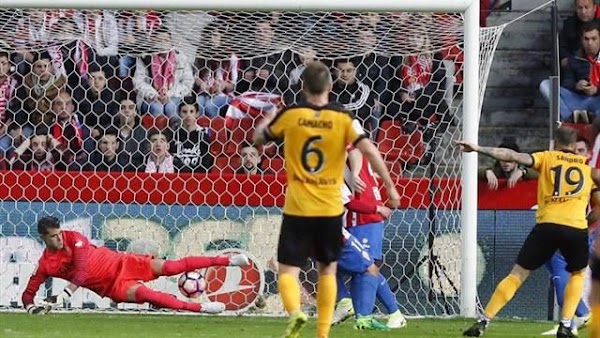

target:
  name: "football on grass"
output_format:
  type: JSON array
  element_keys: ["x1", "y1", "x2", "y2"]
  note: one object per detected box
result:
[{"x1": 178, "y1": 271, "x2": 206, "y2": 298}]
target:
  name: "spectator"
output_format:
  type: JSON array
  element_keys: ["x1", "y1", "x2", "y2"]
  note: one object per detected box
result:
[
  {"x1": 556, "y1": 21, "x2": 600, "y2": 122},
  {"x1": 354, "y1": 25, "x2": 394, "y2": 137},
  {"x1": 236, "y1": 13, "x2": 292, "y2": 94},
  {"x1": 74, "y1": 64, "x2": 119, "y2": 137},
  {"x1": 115, "y1": 95, "x2": 148, "y2": 171},
  {"x1": 540, "y1": 0, "x2": 600, "y2": 104},
  {"x1": 16, "y1": 51, "x2": 67, "y2": 130},
  {"x1": 0, "y1": 52, "x2": 18, "y2": 136},
  {"x1": 478, "y1": 138, "x2": 536, "y2": 190},
  {"x1": 330, "y1": 58, "x2": 376, "y2": 132},
  {"x1": 193, "y1": 19, "x2": 238, "y2": 118},
  {"x1": 0, "y1": 122, "x2": 26, "y2": 157},
  {"x1": 236, "y1": 143, "x2": 266, "y2": 175},
  {"x1": 144, "y1": 128, "x2": 174, "y2": 174},
  {"x1": 384, "y1": 33, "x2": 452, "y2": 145},
  {"x1": 117, "y1": 10, "x2": 163, "y2": 78},
  {"x1": 83, "y1": 127, "x2": 132, "y2": 172},
  {"x1": 171, "y1": 96, "x2": 213, "y2": 173},
  {"x1": 48, "y1": 90, "x2": 91, "y2": 169},
  {"x1": 289, "y1": 46, "x2": 316, "y2": 87},
  {"x1": 133, "y1": 27, "x2": 194, "y2": 119},
  {"x1": 8, "y1": 127, "x2": 62, "y2": 171},
  {"x1": 73, "y1": 10, "x2": 120, "y2": 79}
]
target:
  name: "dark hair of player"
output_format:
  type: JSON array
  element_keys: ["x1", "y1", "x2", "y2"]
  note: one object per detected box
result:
[{"x1": 37, "y1": 216, "x2": 60, "y2": 235}]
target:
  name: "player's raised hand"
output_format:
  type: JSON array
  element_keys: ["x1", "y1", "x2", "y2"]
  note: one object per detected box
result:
[{"x1": 455, "y1": 140, "x2": 479, "y2": 153}]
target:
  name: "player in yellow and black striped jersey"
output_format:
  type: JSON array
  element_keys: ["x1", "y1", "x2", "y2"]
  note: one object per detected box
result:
[
  {"x1": 254, "y1": 61, "x2": 399, "y2": 338},
  {"x1": 458, "y1": 127, "x2": 600, "y2": 338}
]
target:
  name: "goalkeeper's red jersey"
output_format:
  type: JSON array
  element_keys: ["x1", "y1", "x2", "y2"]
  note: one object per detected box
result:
[{"x1": 22, "y1": 230, "x2": 123, "y2": 307}]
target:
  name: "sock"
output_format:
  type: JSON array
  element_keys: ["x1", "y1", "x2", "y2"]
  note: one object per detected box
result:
[
  {"x1": 483, "y1": 274, "x2": 522, "y2": 319},
  {"x1": 562, "y1": 270, "x2": 585, "y2": 322},
  {"x1": 161, "y1": 256, "x2": 229, "y2": 276},
  {"x1": 376, "y1": 274, "x2": 399, "y2": 314},
  {"x1": 134, "y1": 285, "x2": 201, "y2": 312},
  {"x1": 278, "y1": 273, "x2": 301, "y2": 314},
  {"x1": 591, "y1": 305, "x2": 600, "y2": 338},
  {"x1": 547, "y1": 255, "x2": 589, "y2": 317},
  {"x1": 350, "y1": 273, "x2": 378, "y2": 316},
  {"x1": 336, "y1": 272, "x2": 351, "y2": 301},
  {"x1": 316, "y1": 274, "x2": 336, "y2": 338}
]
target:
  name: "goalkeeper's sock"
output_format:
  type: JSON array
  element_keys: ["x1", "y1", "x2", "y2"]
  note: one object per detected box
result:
[
  {"x1": 278, "y1": 273, "x2": 301, "y2": 314},
  {"x1": 162, "y1": 256, "x2": 229, "y2": 276},
  {"x1": 562, "y1": 270, "x2": 585, "y2": 321},
  {"x1": 349, "y1": 272, "x2": 378, "y2": 316},
  {"x1": 336, "y1": 272, "x2": 351, "y2": 301},
  {"x1": 483, "y1": 274, "x2": 522, "y2": 319},
  {"x1": 376, "y1": 274, "x2": 399, "y2": 314},
  {"x1": 316, "y1": 274, "x2": 337, "y2": 338},
  {"x1": 134, "y1": 285, "x2": 201, "y2": 312}
]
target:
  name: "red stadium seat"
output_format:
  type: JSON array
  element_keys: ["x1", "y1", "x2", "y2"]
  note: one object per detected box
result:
[
  {"x1": 209, "y1": 117, "x2": 227, "y2": 155},
  {"x1": 210, "y1": 156, "x2": 239, "y2": 174},
  {"x1": 377, "y1": 120, "x2": 426, "y2": 167},
  {"x1": 561, "y1": 122, "x2": 595, "y2": 146},
  {"x1": 261, "y1": 156, "x2": 285, "y2": 174},
  {"x1": 140, "y1": 115, "x2": 170, "y2": 130},
  {"x1": 225, "y1": 118, "x2": 255, "y2": 155}
]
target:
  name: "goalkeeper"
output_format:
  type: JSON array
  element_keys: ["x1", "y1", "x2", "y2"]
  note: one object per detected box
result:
[{"x1": 23, "y1": 216, "x2": 250, "y2": 314}]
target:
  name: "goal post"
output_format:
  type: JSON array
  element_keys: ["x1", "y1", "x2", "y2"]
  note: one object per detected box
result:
[{"x1": 0, "y1": 0, "x2": 484, "y2": 318}]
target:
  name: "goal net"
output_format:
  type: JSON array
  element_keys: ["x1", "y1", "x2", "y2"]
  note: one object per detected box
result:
[{"x1": 0, "y1": 8, "x2": 503, "y2": 316}]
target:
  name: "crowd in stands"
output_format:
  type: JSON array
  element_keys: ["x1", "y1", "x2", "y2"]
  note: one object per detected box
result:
[{"x1": 0, "y1": 9, "x2": 466, "y2": 176}]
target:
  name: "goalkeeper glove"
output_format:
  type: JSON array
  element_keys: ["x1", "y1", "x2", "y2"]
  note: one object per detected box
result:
[
  {"x1": 42, "y1": 288, "x2": 73, "y2": 313},
  {"x1": 26, "y1": 304, "x2": 47, "y2": 315}
]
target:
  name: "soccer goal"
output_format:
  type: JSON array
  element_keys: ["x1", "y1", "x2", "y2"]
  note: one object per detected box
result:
[{"x1": 0, "y1": 0, "x2": 503, "y2": 318}]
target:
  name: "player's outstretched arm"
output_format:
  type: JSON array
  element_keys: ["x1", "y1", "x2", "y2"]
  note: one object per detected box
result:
[
  {"x1": 22, "y1": 266, "x2": 48, "y2": 315},
  {"x1": 455, "y1": 141, "x2": 533, "y2": 166},
  {"x1": 354, "y1": 138, "x2": 399, "y2": 208}
]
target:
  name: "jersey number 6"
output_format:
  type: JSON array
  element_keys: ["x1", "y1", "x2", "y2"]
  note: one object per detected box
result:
[{"x1": 302, "y1": 136, "x2": 324, "y2": 173}]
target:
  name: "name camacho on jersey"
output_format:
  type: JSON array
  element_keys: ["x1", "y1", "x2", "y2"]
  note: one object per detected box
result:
[
  {"x1": 531, "y1": 150, "x2": 594, "y2": 229},
  {"x1": 266, "y1": 102, "x2": 367, "y2": 217}
]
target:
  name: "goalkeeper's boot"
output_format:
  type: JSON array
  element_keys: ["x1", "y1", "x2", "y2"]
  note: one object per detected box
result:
[
  {"x1": 387, "y1": 310, "x2": 407, "y2": 329},
  {"x1": 556, "y1": 322, "x2": 577, "y2": 338},
  {"x1": 354, "y1": 315, "x2": 390, "y2": 331},
  {"x1": 200, "y1": 301, "x2": 226, "y2": 314},
  {"x1": 284, "y1": 310, "x2": 307, "y2": 338},
  {"x1": 229, "y1": 254, "x2": 249, "y2": 267},
  {"x1": 331, "y1": 297, "x2": 354, "y2": 325},
  {"x1": 463, "y1": 319, "x2": 489, "y2": 337}
]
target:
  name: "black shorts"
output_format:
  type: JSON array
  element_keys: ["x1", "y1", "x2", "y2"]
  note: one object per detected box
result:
[
  {"x1": 277, "y1": 214, "x2": 343, "y2": 267},
  {"x1": 517, "y1": 223, "x2": 589, "y2": 272}
]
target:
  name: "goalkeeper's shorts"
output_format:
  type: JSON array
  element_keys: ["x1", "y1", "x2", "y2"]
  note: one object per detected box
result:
[{"x1": 109, "y1": 254, "x2": 155, "y2": 302}]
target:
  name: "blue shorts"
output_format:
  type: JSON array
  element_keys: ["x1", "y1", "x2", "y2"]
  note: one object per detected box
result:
[
  {"x1": 347, "y1": 221, "x2": 384, "y2": 261},
  {"x1": 338, "y1": 230, "x2": 374, "y2": 274}
]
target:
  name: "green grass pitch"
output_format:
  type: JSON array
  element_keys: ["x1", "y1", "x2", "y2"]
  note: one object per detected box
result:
[{"x1": 0, "y1": 313, "x2": 590, "y2": 338}]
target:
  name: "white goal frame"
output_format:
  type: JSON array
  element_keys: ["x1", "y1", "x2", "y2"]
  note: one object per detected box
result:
[{"x1": 0, "y1": 0, "x2": 481, "y2": 318}]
